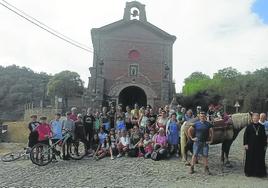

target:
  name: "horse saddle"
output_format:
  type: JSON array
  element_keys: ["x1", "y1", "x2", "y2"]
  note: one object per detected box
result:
[
  {"x1": 211, "y1": 119, "x2": 234, "y2": 144},
  {"x1": 213, "y1": 119, "x2": 228, "y2": 128}
]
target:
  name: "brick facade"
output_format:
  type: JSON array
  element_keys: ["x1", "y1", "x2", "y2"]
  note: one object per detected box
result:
[{"x1": 87, "y1": 1, "x2": 176, "y2": 110}]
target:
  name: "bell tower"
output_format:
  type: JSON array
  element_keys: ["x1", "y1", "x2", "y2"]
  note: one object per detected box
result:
[{"x1": 123, "y1": 1, "x2": 147, "y2": 22}]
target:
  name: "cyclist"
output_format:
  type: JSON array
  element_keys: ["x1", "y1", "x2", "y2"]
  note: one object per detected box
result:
[
  {"x1": 50, "y1": 113, "x2": 63, "y2": 161},
  {"x1": 36, "y1": 116, "x2": 52, "y2": 145},
  {"x1": 27, "y1": 115, "x2": 40, "y2": 151},
  {"x1": 62, "y1": 112, "x2": 75, "y2": 160}
]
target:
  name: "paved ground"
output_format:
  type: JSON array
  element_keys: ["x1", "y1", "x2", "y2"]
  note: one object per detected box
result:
[{"x1": 0, "y1": 130, "x2": 267, "y2": 188}]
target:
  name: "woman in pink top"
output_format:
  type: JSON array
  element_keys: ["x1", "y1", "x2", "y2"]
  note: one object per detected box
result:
[
  {"x1": 153, "y1": 127, "x2": 168, "y2": 159},
  {"x1": 36, "y1": 116, "x2": 52, "y2": 145}
]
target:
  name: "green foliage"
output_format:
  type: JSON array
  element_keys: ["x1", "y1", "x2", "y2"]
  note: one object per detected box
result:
[
  {"x1": 182, "y1": 67, "x2": 268, "y2": 113},
  {"x1": 0, "y1": 66, "x2": 85, "y2": 120},
  {"x1": 47, "y1": 71, "x2": 84, "y2": 110},
  {"x1": 0, "y1": 65, "x2": 50, "y2": 120},
  {"x1": 213, "y1": 67, "x2": 241, "y2": 79},
  {"x1": 182, "y1": 72, "x2": 211, "y2": 95},
  {"x1": 184, "y1": 72, "x2": 210, "y2": 84}
]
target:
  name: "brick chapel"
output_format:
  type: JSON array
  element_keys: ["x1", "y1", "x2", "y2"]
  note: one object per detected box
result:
[{"x1": 87, "y1": 1, "x2": 176, "y2": 110}]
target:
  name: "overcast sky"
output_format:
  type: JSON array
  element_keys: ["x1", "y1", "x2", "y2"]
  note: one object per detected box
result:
[{"x1": 0, "y1": 0, "x2": 268, "y2": 92}]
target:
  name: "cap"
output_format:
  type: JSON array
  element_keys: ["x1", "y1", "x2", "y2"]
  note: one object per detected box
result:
[
  {"x1": 30, "y1": 115, "x2": 37, "y2": 118},
  {"x1": 71, "y1": 107, "x2": 77, "y2": 111},
  {"x1": 40, "y1": 116, "x2": 47, "y2": 120}
]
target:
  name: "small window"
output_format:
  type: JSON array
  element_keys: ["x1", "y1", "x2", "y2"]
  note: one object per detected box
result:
[
  {"x1": 129, "y1": 64, "x2": 138, "y2": 77},
  {"x1": 128, "y1": 50, "x2": 140, "y2": 60}
]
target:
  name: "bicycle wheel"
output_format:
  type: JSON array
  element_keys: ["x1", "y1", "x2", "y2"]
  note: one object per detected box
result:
[
  {"x1": 30, "y1": 143, "x2": 53, "y2": 166},
  {"x1": 69, "y1": 140, "x2": 86, "y2": 160},
  {"x1": 1, "y1": 151, "x2": 23, "y2": 162}
]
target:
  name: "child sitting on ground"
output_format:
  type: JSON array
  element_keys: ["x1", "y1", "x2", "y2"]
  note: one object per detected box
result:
[
  {"x1": 94, "y1": 136, "x2": 113, "y2": 160},
  {"x1": 117, "y1": 130, "x2": 129, "y2": 158},
  {"x1": 143, "y1": 133, "x2": 153, "y2": 158},
  {"x1": 109, "y1": 129, "x2": 118, "y2": 158}
]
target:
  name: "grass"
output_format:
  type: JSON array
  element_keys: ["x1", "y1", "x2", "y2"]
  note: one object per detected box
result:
[
  {"x1": 2, "y1": 121, "x2": 29, "y2": 143},
  {"x1": 0, "y1": 121, "x2": 28, "y2": 154}
]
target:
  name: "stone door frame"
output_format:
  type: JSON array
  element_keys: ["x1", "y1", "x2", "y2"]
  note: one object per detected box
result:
[{"x1": 108, "y1": 83, "x2": 157, "y2": 107}]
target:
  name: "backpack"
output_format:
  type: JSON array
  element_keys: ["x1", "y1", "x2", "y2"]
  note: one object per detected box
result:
[
  {"x1": 151, "y1": 151, "x2": 160, "y2": 161},
  {"x1": 128, "y1": 148, "x2": 138, "y2": 157}
]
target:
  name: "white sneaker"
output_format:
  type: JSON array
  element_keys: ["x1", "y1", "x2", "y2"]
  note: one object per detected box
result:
[
  {"x1": 117, "y1": 154, "x2": 122, "y2": 158},
  {"x1": 111, "y1": 156, "x2": 115, "y2": 160}
]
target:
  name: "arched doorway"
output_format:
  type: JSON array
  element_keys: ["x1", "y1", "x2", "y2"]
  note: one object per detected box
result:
[{"x1": 119, "y1": 86, "x2": 147, "y2": 108}]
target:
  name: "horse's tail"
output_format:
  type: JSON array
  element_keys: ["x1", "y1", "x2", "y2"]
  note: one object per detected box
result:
[{"x1": 180, "y1": 122, "x2": 189, "y2": 161}]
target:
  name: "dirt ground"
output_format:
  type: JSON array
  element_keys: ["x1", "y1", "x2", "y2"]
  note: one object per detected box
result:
[{"x1": 0, "y1": 128, "x2": 267, "y2": 187}]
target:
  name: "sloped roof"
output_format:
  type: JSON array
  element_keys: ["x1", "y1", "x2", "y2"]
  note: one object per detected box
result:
[{"x1": 91, "y1": 19, "x2": 176, "y2": 42}]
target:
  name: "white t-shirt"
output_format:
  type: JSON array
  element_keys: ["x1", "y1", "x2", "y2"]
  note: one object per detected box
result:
[
  {"x1": 120, "y1": 136, "x2": 129, "y2": 146},
  {"x1": 140, "y1": 116, "x2": 148, "y2": 128}
]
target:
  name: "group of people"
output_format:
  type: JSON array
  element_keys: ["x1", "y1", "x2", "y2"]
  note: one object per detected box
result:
[
  {"x1": 26, "y1": 103, "x2": 268, "y2": 177},
  {"x1": 28, "y1": 110, "x2": 82, "y2": 160}
]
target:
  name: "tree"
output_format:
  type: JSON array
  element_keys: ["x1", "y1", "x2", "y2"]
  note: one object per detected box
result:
[
  {"x1": 184, "y1": 72, "x2": 210, "y2": 83},
  {"x1": 0, "y1": 65, "x2": 50, "y2": 120},
  {"x1": 181, "y1": 67, "x2": 268, "y2": 113},
  {"x1": 182, "y1": 72, "x2": 211, "y2": 96},
  {"x1": 213, "y1": 67, "x2": 241, "y2": 80},
  {"x1": 47, "y1": 71, "x2": 84, "y2": 111}
]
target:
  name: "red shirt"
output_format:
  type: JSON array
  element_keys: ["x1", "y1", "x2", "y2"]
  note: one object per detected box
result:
[
  {"x1": 69, "y1": 114, "x2": 78, "y2": 122},
  {"x1": 36, "y1": 123, "x2": 52, "y2": 141}
]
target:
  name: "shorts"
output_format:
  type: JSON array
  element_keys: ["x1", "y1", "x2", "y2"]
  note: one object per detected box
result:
[
  {"x1": 193, "y1": 141, "x2": 209, "y2": 157},
  {"x1": 38, "y1": 139, "x2": 49, "y2": 145},
  {"x1": 51, "y1": 139, "x2": 60, "y2": 145},
  {"x1": 103, "y1": 122, "x2": 110, "y2": 132}
]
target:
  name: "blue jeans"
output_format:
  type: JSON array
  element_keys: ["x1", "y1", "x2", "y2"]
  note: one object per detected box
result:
[{"x1": 193, "y1": 141, "x2": 209, "y2": 157}]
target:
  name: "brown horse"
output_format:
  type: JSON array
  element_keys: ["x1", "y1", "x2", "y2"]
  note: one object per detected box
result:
[{"x1": 180, "y1": 113, "x2": 252, "y2": 168}]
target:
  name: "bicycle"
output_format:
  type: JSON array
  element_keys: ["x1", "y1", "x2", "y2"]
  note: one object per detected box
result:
[
  {"x1": 1, "y1": 147, "x2": 30, "y2": 162},
  {"x1": 30, "y1": 131, "x2": 87, "y2": 166}
]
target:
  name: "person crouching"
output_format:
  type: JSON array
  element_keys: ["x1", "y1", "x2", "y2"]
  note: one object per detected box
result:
[{"x1": 117, "y1": 130, "x2": 129, "y2": 158}]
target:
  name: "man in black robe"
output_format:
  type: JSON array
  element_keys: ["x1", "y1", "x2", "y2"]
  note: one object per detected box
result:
[{"x1": 244, "y1": 113, "x2": 267, "y2": 177}]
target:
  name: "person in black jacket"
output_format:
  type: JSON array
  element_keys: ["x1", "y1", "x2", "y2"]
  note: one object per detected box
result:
[
  {"x1": 83, "y1": 108, "x2": 95, "y2": 150},
  {"x1": 28, "y1": 115, "x2": 40, "y2": 148}
]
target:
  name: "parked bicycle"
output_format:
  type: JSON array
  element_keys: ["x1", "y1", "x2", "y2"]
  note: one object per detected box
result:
[
  {"x1": 30, "y1": 131, "x2": 87, "y2": 166},
  {"x1": 1, "y1": 147, "x2": 30, "y2": 162}
]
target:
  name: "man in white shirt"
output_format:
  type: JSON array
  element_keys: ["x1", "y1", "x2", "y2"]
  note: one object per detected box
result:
[{"x1": 259, "y1": 113, "x2": 268, "y2": 143}]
